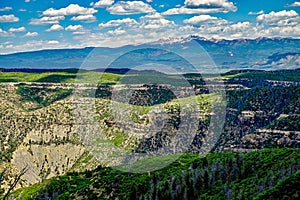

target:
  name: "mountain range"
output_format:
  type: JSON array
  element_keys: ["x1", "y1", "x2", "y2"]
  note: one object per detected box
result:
[{"x1": 0, "y1": 37, "x2": 299, "y2": 73}]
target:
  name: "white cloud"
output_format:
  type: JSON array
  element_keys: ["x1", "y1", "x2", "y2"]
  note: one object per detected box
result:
[
  {"x1": 146, "y1": 0, "x2": 153, "y2": 2},
  {"x1": 24, "y1": 32, "x2": 39, "y2": 37},
  {"x1": 74, "y1": 13, "x2": 181, "y2": 48},
  {"x1": 0, "y1": 7, "x2": 12, "y2": 11},
  {"x1": 46, "y1": 24, "x2": 63, "y2": 32},
  {"x1": 163, "y1": 7, "x2": 229, "y2": 15},
  {"x1": 256, "y1": 10, "x2": 299, "y2": 26},
  {"x1": 2, "y1": 40, "x2": 78, "y2": 54},
  {"x1": 225, "y1": 21, "x2": 250, "y2": 31},
  {"x1": 258, "y1": 25, "x2": 300, "y2": 38},
  {"x1": 47, "y1": 40, "x2": 60, "y2": 45},
  {"x1": 8, "y1": 27, "x2": 26, "y2": 32},
  {"x1": 19, "y1": 8, "x2": 27, "y2": 12},
  {"x1": 140, "y1": 12, "x2": 163, "y2": 19},
  {"x1": 142, "y1": 18, "x2": 175, "y2": 29},
  {"x1": 183, "y1": 15, "x2": 228, "y2": 26},
  {"x1": 257, "y1": 10, "x2": 298, "y2": 21},
  {"x1": 43, "y1": 4, "x2": 97, "y2": 16},
  {"x1": 185, "y1": 0, "x2": 236, "y2": 9},
  {"x1": 99, "y1": 18, "x2": 137, "y2": 28},
  {"x1": 248, "y1": 10, "x2": 264, "y2": 15},
  {"x1": 163, "y1": 0, "x2": 237, "y2": 15},
  {"x1": 287, "y1": 2, "x2": 300, "y2": 7},
  {"x1": 99, "y1": 15, "x2": 174, "y2": 30},
  {"x1": 0, "y1": 28, "x2": 14, "y2": 37},
  {"x1": 107, "y1": 28, "x2": 126, "y2": 35},
  {"x1": 73, "y1": 31, "x2": 88, "y2": 35},
  {"x1": 25, "y1": 0, "x2": 30, "y2": 2},
  {"x1": 91, "y1": 0, "x2": 114, "y2": 8},
  {"x1": 30, "y1": 16, "x2": 65, "y2": 25},
  {"x1": 182, "y1": 10, "x2": 299, "y2": 40},
  {"x1": 65, "y1": 24, "x2": 83, "y2": 31},
  {"x1": 70, "y1": 14, "x2": 96, "y2": 22},
  {"x1": 0, "y1": 14, "x2": 19, "y2": 22},
  {"x1": 107, "y1": 1, "x2": 155, "y2": 15}
]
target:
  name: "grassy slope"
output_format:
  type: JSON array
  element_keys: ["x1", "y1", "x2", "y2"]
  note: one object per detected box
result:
[
  {"x1": 223, "y1": 70, "x2": 300, "y2": 82},
  {"x1": 0, "y1": 71, "x2": 123, "y2": 84},
  {"x1": 9, "y1": 148, "x2": 300, "y2": 200}
]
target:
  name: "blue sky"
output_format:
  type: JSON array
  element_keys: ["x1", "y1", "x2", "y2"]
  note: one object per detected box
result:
[{"x1": 0, "y1": 0, "x2": 299, "y2": 54}]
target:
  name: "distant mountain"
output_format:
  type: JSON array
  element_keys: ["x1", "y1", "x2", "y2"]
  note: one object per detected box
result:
[{"x1": 0, "y1": 37, "x2": 299, "y2": 73}]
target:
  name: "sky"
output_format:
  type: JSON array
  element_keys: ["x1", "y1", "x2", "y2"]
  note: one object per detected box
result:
[{"x1": 0, "y1": 0, "x2": 299, "y2": 54}]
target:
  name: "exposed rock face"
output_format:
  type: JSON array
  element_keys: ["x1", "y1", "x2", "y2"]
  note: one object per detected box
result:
[
  {"x1": 241, "y1": 129, "x2": 300, "y2": 148},
  {"x1": 0, "y1": 84, "x2": 86, "y2": 191},
  {"x1": 12, "y1": 144, "x2": 85, "y2": 184}
]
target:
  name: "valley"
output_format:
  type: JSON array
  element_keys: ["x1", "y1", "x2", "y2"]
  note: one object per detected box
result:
[{"x1": 0, "y1": 68, "x2": 299, "y2": 199}]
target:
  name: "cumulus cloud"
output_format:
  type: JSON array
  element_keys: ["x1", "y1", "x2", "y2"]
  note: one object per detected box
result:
[
  {"x1": 257, "y1": 10, "x2": 298, "y2": 21},
  {"x1": 99, "y1": 14, "x2": 175, "y2": 30},
  {"x1": 8, "y1": 27, "x2": 26, "y2": 32},
  {"x1": 99, "y1": 18, "x2": 137, "y2": 28},
  {"x1": 107, "y1": 28, "x2": 126, "y2": 35},
  {"x1": 141, "y1": 18, "x2": 175, "y2": 29},
  {"x1": 0, "y1": 7, "x2": 12, "y2": 11},
  {"x1": 0, "y1": 14, "x2": 19, "y2": 22},
  {"x1": 71, "y1": 14, "x2": 96, "y2": 22},
  {"x1": 46, "y1": 24, "x2": 63, "y2": 32},
  {"x1": 224, "y1": 21, "x2": 250, "y2": 32},
  {"x1": 91, "y1": 0, "x2": 114, "y2": 8},
  {"x1": 183, "y1": 15, "x2": 228, "y2": 26},
  {"x1": 107, "y1": 1, "x2": 155, "y2": 15},
  {"x1": 24, "y1": 32, "x2": 39, "y2": 37},
  {"x1": 258, "y1": 25, "x2": 300, "y2": 38},
  {"x1": 182, "y1": 9, "x2": 299, "y2": 40},
  {"x1": 30, "y1": 16, "x2": 65, "y2": 25},
  {"x1": 140, "y1": 12, "x2": 163, "y2": 19},
  {"x1": 163, "y1": 0, "x2": 237, "y2": 15},
  {"x1": 43, "y1": 4, "x2": 97, "y2": 16},
  {"x1": 0, "y1": 28, "x2": 14, "y2": 37},
  {"x1": 287, "y1": 1, "x2": 300, "y2": 7},
  {"x1": 74, "y1": 13, "x2": 181, "y2": 49},
  {"x1": 65, "y1": 25, "x2": 83, "y2": 31},
  {"x1": 256, "y1": 10, "x2": 299, "y2": 26},
  {"x1": 184, "y1": 0, "x2": 236, "y2": 9},
  {"x1": 248, "y1": 10, "x2": 264, "y2": 15}
]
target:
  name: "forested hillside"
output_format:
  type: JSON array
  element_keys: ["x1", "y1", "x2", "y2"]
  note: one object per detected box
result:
[{"x1": 10, "y1": 148, "x2": 300, "y2": 200}]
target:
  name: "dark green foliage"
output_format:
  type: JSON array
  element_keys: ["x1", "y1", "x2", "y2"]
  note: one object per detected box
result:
[
  {"x1": 268, "y1": 115, "x2": 300, "y2": 131},
  {"x1": 253, "y1": 171, "x2": 300, "y2": 200},
  {"x1": 226, "y1": 86, "x2": 300, "y2": 114},
  {"x1": 129, "y1": 85, "x2": 176, "y2": 106},
  {"x1": 35, "y1": 74, "x2": 76, "y2": 83},
  {"x1": 12, "y1": 148, "x2": 300, "y2": 200},
  {"x1": 224, "y1": 69, "x2": 300, "y2": 82},
  {"x1": 16, "y1": 84, "x2": 72, "y2": 110}
]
